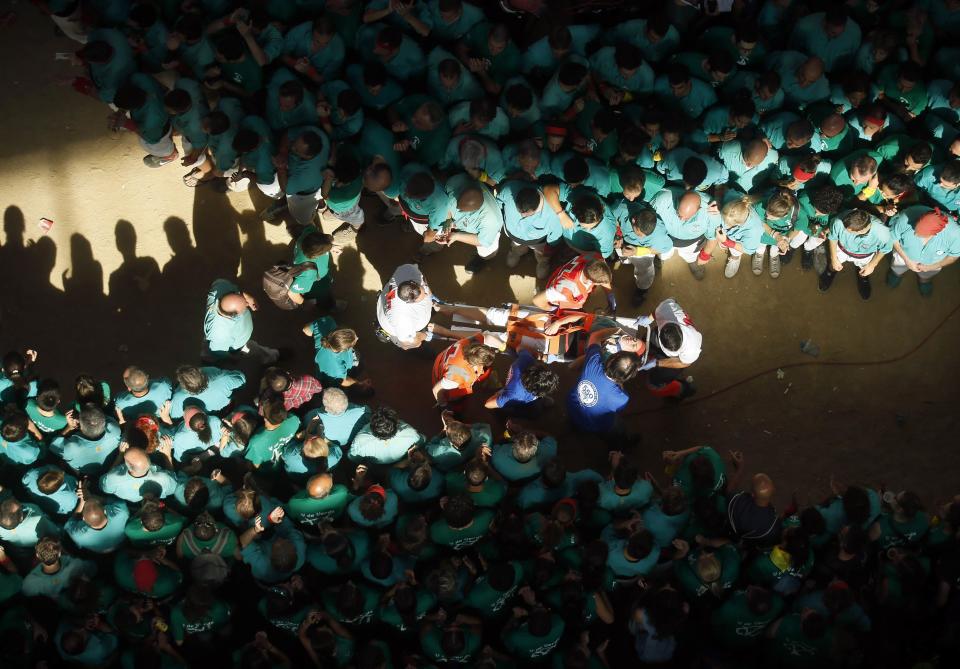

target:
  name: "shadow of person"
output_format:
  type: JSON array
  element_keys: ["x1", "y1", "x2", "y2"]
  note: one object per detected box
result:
[
  {"x1": 160, "y1": 216, "x2": 208, "y2": 290},
  {"x1": 191, "y1": 187, "x2": 242, "y2": 282},
  {"x1": 108, "y1": 219, "x2": 161, "y2": 312},
  {"x1": 62, "y1": 233, "x2": 104, "y2": 302}
]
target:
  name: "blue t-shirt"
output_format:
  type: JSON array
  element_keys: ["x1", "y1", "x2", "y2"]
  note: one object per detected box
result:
[
  {"x1": 567, "y1": 345, "x2": 629, "y2": 432},
  {"x1": 496, "y1": 351, "x2": 538, "y2": 409}
]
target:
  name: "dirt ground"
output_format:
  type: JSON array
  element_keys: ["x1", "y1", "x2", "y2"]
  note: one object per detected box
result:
[{"x1": 1, "y1": 6, "x2": 959, "y2": 508}]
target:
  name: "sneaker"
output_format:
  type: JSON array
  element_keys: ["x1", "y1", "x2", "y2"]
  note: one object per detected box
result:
[
  {"x1": 751, "y1": 252, "x2": 764, "y2": 275},
  {"x1": 780, "y1": 248, "x2": 795, "y2": 265},
  {"x1": 631, "y1": 287, "x2": 648, "y2": 306},
  {"x1": 769, "y1": 253, "x2": 782, "y2": 279},
  {"x1": 465, "y1": 254, "x2": 489, "y2": 274},
  {"x1": 800, "y1": 249, "x2": 814, "y2": 271},
  {"x1": 143, "y1": 152, "x2": 178, "y2": 168},
  {"x1": 260, "y1": 200, "x2": 288, "y2": 222},
  {"x1": 886, "y1": 269, "x2": 902, "y2": 288},
  {"x1": 818, "y1": 269, "x2": 836, "y2": 293},
  {"x1": 687, "y1": 261, "x2": 705, "y2": 280},
  {"x1": 918, "y1": 279, "x2": 933, "y2": 297},
  {"x1": 857, "y1": 275, "x2": 871, "y2": 300},
  {"x1": 724, "y1": 255, "x2": 742, "y2": 279},
  {"x1": 812, "y1": 246, "x2": 828, "y2": 275}
]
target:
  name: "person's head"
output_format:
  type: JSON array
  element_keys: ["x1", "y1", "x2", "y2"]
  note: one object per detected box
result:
[
  {"x1": 902, "y1": 142, "x2": 932, "y2": 173},
  {"x1": 784, "y1": 118, "x2": 814, "y2": 149},
  {"x1": 614, "y1": 42, "x2": 644, "y2": 79},
  {"x1": 456, "y1": 185, "x2": 484, "y2": 213},
  {"x1": 302, "y1": 435, "x2": 330, "y2": 463},
  {"x1": 412, "y1": 100, "x2": 444, "y2": 130},
  {"x1": 823, "y1": 581, "x2": 854, "y2": 616},
  {"x1": 742, "y1": 139, "x2": 769, "y2": 169},
  {"x1": 78, "y1": 404, "x2": 106, "y2": 440},
  {"x1": 745, "y1": 585, "x2": 774, "y2": 614},
  {"x1": 182, "y1": 477, "x2": 210, "y2": 511},
  {"x1": 306, "y1": 473, "x2": 334, "y2": 500},
  {"x1": 796, "y1": 57, "x2": 824, "y2": 87},
  {"x1": 897, "y1": 62, "x2": 922, "y2": 93},
  {"x1": 0, "y1": 498, "x2": 24, "y2": 529},
  {"x1": 292, "y1": 131, "x2": 324, "y2": 160},
  {"x1": 662, "y1": 485, "x2": 688, "y2": 516},
  {"x1": 527, "y1": 607, "x2": 553, "y2": 637},
  {"x1": 515, "y1": 139, "x2": 542, "y2": 175},
  {"x1": 445, "y1": 421, "x2": 472, "y2": 450},
  {"x1": 751, "y1": 473, "x2": 775, "y2": 504},
  {"x1": 122, "y1": 366, "x2": 150, "y2": 395},
  {"x1": 139, "y1": 500, "x2": 165, "y2": 533},
  {"x1": 123, "y1": 447, "x2": 151, "y2": 477},
  {"x1": 464, "y1": 459, "x2": 487, "y2": 487},
  {"x1": 278, "y1": 79, "x2": 304, "y2": 112},
  {"x1": 443, "y1": 494, "x2": 475, "y2": 529},
  {"x1": 364, "y1": 161, "x2": 393, "y2": 193},
  {"x1": 487, "y1": 23, "x2": 510, "y2": 56},
  {"x1": 728, "y1": 97, "x2": 756, "y2": 130},
  {"x1": 261, "y1": 396, "x2": 288, "y2": 427},
  {"x1": 270, "y1": 538, "x2": 298, "y2": 573},
  {"x1": 733, "y1": 22, "x2": 759, "y2": 59},
  {"x1": 677, "y1": 191, "x2": 702, "y2": 221},
  {"x1": 519, "y1": 361, "x2": 559, "y2": 399},
  {"x1": 37, "y1": 467, "x2": 65, "y2": 495},
  {"x1": 369, "y1": 406, "x2": 400, "y2": 440},
  {"x1": 512, "y1": 431, "x2": 539, "y2": 463},
  {"x1": 755, "y1": 70, "x2": 781, "y2": 100},
  {"x1": 626, "y1": 529, "x2": 654, "y2": 561},
  {"x1": 581, "y1": 258, "x2": 612, "y2": 287},
  {"x1": 859, "y1": 105, "x2": 887, "y2": 135},
  {"x1": 590, "y1": 109, "x2": 617, "y2": 141},
  {"x1": 841, "y1": 209, "x2": 872, "y2": 234},
  {"x1": 374, "y1": 26, "x2": 404, "y2": 57},
  {"x1": 646, "y1": 13, "x2": 671, "y2": 42},
  {"x1": 504, "y1": 82, "x2": 534, "y2": 117},
  {"x1": 163, "y1": 88, "x2": 192, "y2": 117},
  {"x1": 688, "y1": 454, "x2": 717, "y2": 494},
  {"x1": 215, "y1": 31, "x2": 247, "y2": 63},
  {"x1": 468, "y1": 98, "x2": 497, "y2": 129},
  {"x1": 721, "y1": 197, "x2": 754, "y2": 229},
  {"x1": 75, "y1": 375, "x2": 103, "y2": 406},
  {"x1": 765, "y1": 190, "x2": 796, "y2": 221},
  {"x1": 335, "y1": 89, "x2": 361, "y2": 121},
  {"x1": 541, "y1": 457, "x2": 566, "y2": 489},
  {"x1": 234, "y1": 488, "x2": 261, "y2": 521},
  {"x1": 407, "y1": 463, "x2": 433, "y2": 492},
  {"x1": 176, "y1": 365, "x2": 209, "y2": 394},
  {"x1": 35, "y1": 536, "x2": 61, "y2": 566},
  {"x1": 780, "y1": 525, "x2": 810, "y2": 565},
  {"x1": 175, "y1": 14, "x2": 204, "y2": 43},
  {"x1": 82, "y1": 499, "x2": 108, "y2": 530},
  {"x1": 800, "y1": 610, "x2": 828, "y2": 639},
  {"x1": 183, "y1": 406, "x2": 212, "y2": 444},
  {"x1": 613, "y1": 459, "x2": 638, "y2": 491},
  {"x1": 799, "y1": 507, "x2": 826, "y2": 537},
  {"x1": 437, "y1": 58, "x2": 461, "y2": 91},
  {"x1": 511, "y1": 187, "x2": 541, "y2": 218},
  {"x1": 618, "y1": 165, "x2": 647, "y2": 202},
  {"x1": 849, "y1": 155, "x2": 878, "y2": 185},
  {"x1": 810, "y1": 184, "x2": 844, "y2": 216},
  {"x1": 546, "y1": 24, "x2": 573, "y2": 58},
  {"x1": 824, "y1": 6, "x2": 848, "y2": 38},
  {"x1": 113, "y1": 82, "x2": 147, "y2": 112},
  {"x1": 571, "y1": 193, "x2": 606, "y2": 229},
  {"x1": 322, "y1": 327, "x2": 358, "y2": 353},
  {"x1": 940, "y1": 160, "x2": 960, "y2": 189},
  {"x1": 464, "y1": 342, "x2": 497, "y2": 370},
  {"x1": 404, "y1": 171, "x2": 436, "y2": 201},
  {"x1": 311, "y1": 15, "x2": 336, "y2": 50},
  {"x1": 34, "y1": 379, "x2": 61, "y2": 413},
  {"x1": 705, "y1": 49, "x2": 734, "y2": 83},
  {"x1": 557, "y1": 61, "x2": 588, "y2": 92},
  {"x1": 362, "y1": 61, "x2": 388, "y2": 95},
  {"x1": 880, "y1": 172, "x2": 912, "y2": 201},
  {"x1": 301, "y1": 231, "x2": 335, "y2": 260},
  {"x1": 604, "y1": 351, "x2": 639, "y2": 387},
  {"x1": 667, "y1": 63, "x2": 691, "y2": 96}
]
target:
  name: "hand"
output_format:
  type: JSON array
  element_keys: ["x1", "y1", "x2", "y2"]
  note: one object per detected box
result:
[
  {"x1": 211, "y1": 469, "x2": 226, "y2": 484},
  {"x1": 393, "y1": 139, "x2": 411, "y2": 152},
  {"x1": 452, "y1": 121, "x2": 472, "y2": 135},
  {"x1": 662, "y1": 450, "x2": 681, "y2": 465},
  {"x1": 608, "y1": 450, "x2": 623, "y2": 467},
  {"x1": 859, "y1": 263, "x2": 875, "y2": 277},
  {"x1": 268, "y1": 507, "x2": 285, "y2": 524},
  {"x1": 831, "y1": 259, "x2": 844, "y2": 272},
  {"x1": 66, "y1": 409, "x2": 79, "y2": 429},
  {"x1": 293, "y1": 57, "x2": 311, "y2": 74},
  {"x1": 254, "y1": 631, "x2": 270, "y2": 649},
  {"x1": 254, "y1": 516, "x2": 266, "y2": 533},
  {"x1": 158, "y1": 435, "x2": 173, "y2": 455},
  {"x1": 32, "y1": 622, "x2": 49, "y2": 643},
  {"x1": 715, "y1": 227, "x2": 728, "y2": 245},
  {"x1": 159, "y1": 400, "x2": 171, "y2": 421},
  {"x1": 25, "y1": 349, "x2": 38, "y2": 363},
  {"x1": 672, "y1": 538, "x2": 690, "y2": 559},
  {"x1": 316, "y1": 100, "x2": 332, "y2": 118},
  {"x1": 518, "y1": 585, "x2": 537, "y2": 605},
  {"x1": 241, "y1": 292, "x2": 258, "y2": 311},
  {"x1": 76, "y1": 480, "x2": 84, "y2": 500},
  {"x1": 728, "y1": 450, "x2": 744, "y2": 468},
  {"x1": 543, "y1": 321, "x2": 561, "y2": 336},
  {"x1": 151, "y1": 546, "x2": 166, "y2": 561},
  {"x1": 706, "y1": 200, "x2": 720, "y2": 215},
  {"x1": 604, "y1": 88, "x2": 624, "y2": 106},
  {"x1": 480, "y1": 445, "x2": 492, "y2": 461},
  {"x1": 119, "y1": 440, "x2": 130, "y2": 453},
  {"x1": 467, "y1": 57, "x2": 487, "y2": 73}
]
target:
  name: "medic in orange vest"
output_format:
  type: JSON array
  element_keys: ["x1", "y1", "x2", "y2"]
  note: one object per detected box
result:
[
  {"x1": 532, "y1": 252, "x2": 615, "y2": 312},
  {"x1": 431, "y1": 333, "x2": 501, "y2": 407}
]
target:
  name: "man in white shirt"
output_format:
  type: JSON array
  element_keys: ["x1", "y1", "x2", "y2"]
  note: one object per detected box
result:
[
  {"x1": 635, "y1": 298, "x2": 702, "y2": 400},
  {"x1": 376, "y1": 264, "x2": 456, "y2": 349}
]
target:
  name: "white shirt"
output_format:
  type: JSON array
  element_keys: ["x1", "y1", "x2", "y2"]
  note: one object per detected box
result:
[
  {"x1": 376, "y1": 264, "x2": 433, "y2": 342},
  {"x1": 654, "y1": 298, "x2": 702, "y2": 365}
]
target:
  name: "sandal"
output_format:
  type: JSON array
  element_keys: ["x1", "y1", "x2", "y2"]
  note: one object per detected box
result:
[{"x1": 182, "y1": 169, "x2": 204, "y2": 187}]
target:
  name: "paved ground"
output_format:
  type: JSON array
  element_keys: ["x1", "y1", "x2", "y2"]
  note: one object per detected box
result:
[{"x1": 1, "y1": 6, "x2": 959, "y2": 506}]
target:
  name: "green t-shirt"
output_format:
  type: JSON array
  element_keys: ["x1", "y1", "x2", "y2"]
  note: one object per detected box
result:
[
  {"x1": 285, "y1": 484, "x2": 352, "y2": 524},
  {"x1": 421, "y1": 626, "x2": 483, "y2": 664},
  {"x1": 502, "y1": 614, "x2": 565, "y2": 660},
  {"x1": 245, "y1": 416, "x2": 301, "y2": 467},
  {"x1": 25, "y1": 399, "x2": 67, "y2": 434},
  {"x1": 464, "y1": 561, "x2": 523, "y2": 617},
  {"x1": 178, "y1": 523, "x2": 239, "y2": 562},
  {"x1": 290, "y1": 225, "x2": 332, "y2": 297},
  {"x1": 380, "y1": 588, "x2": 438, "y2": 633},
  {"x1": 444, "y1": 473, "x2": 506, "y2": 508},
  {"x1": 124, "y1": 512, "x2": 185, "y2": 547},
  {"x1": 321, "y1": 583, "x2": 380, "y2": 625},
  {"x1": 672, "y1": 447, "x2": 726, "y2": 499},
  {"x1": 169, "y1": 599, "x2": 231, "y2": 644},
  {"x1": 674, "y1": 545, "x2": 741, "y2": 600},
  {"x1": 430, "y1": 509, "x2": 494, "y2": 550},
  {"x1": 113, "y1": 552, "x2": 182, "y2": 598},
  {"x1": 765, "y1": 612, "x2": 835, "y2": 668},
  {"x1": 710, "y1": 589, "x2": 785, "y2": 650},
  {"x1": 312, "y1": 316, "x2": 358, "y2": 384}
]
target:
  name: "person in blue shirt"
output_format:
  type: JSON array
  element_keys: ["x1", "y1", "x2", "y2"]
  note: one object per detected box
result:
[
  {"x1": 306, "y1": 317, "x2": 364, "y2": 388},
  {"x1": 485, "y1": 351, "x2": 559, "y2": 415},
  {"x1": 345, "y1": 61, "x2": 404, "y2": 111},
  {"x1": 22, "y1": 465, "x2": 78, "y2": 516},
  {"x1": 612, "y1": 201, "x2": 674, "y2": 305},
  {"x1": 603, "y1": 525, "x2": 661, "y2": 581},
  {"x1": 49, "y1": 405, "x2": 122, "y2": 476},
  {"x1": 653, "y1": 63, "x2": 717, "y2": 121},
  {"x1": 65, "y1": 493, "x2": 130, "y2": 554},
  {"x1": 282, "y1": 16, "x2": 345, "y2": 82},
  {"x1": 887, "y1": 205, "x2": 960, "y2": 296},
  {"x1": 0, "y1": 412, "x2": 42, "y2": 469},
  {"x1": 309, "y1": 388, "x2": 370, "y2": 449},
  {"x1": 915, "y1": 160, "x2": 960, "y2": 214},
  {"x1": 422, "y1": 174, "x2": 503, "y2": 274},
  {"x1": 169, "y1": 406, "x2": 221, "y2": 463},
  {"x1": 114, "y1": 366, "x2": 172, "y2": 421},
  {"x1": 703, "y1": 197, "x2": 766, "y2": 279},
  {"x1": 99, "y1": 447, "x2": 178, "y2": 503},
  {"x1": 202, "y1": 279, "x2": 278, "y2": 363},
  {"x1": 427, "y1": 46, "x2": 483, "y2": 105},
  {"x1": 359, "y1": 24, "x2": 426, "y2": 81},
  {"x1": 821, "y1": 209, "x2": 893, "y2": 300},
  {"x1": 567, "y1": 328, "x2": 639, "y2": 437},
  {"x1": 168, "y1": 365, "x2": 246, "y2": 419},
  {"x1": 239, "y1": 508, "x2": 306, "y2": 584},
  {"x1": 347, "y1": 484, "x2": 399, "y2": 529}
]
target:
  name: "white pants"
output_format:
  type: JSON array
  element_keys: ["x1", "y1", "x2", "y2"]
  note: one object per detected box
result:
[
  {"x1": 287, "y1": 191, "x2": 323, "y2": 226},
  {"x1": 755, "y1": 243, "x2": 785, "y2": 257},
  {"x1": 659, "y1": 239, "x2": 702, "y2": 264},
  {"x1": 256, "y1": 175, "x2": 282, "y2": 199},
  {"x1": 788, "y1": 232, "x2": 826, "y2": 251},
  {"x1": 836, "y1": 248, "x2": 873, "y2": 269},
  {"x1": 727, "y1": 247, "x2": 743, "y2": 259},
  {"x1": 222, "y1": 164, "x2": 250, "y2": 192},
  {"x1": 891, "y1": 252, "x2": 941, "y2": 280},
  {"x1": 180, "y1": 138, "x2": 208, "y2": 169},
  {"x1": 322, "y1": 203, "x2": 365, "y2": 229},
  {"x1": 476, "y1": 233, "x2": 502, "y2": 258},
  {"x1": 140, "y1": 128, "x2": 176, "y2": 158},
  {"x1": 52, "y1": 11, "x2": 88, "y2": 44}
]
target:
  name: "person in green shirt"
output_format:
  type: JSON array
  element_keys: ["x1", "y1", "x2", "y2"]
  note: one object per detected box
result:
[
  {"x1": 285, "y1": 473, "x2": 352, "y2": 525},
  {"x1": 421, "y1": 614, "x2": 484, "y2": 664},
  {"x1": 286, "y1": 225, "x2": 337, "y2": 307},
  {"x1": 297, "y1": 609, "x2": 355, "y2": 666},
  {"x1": 114, "y1": 550, "x2": 183, "y2": 599},
  {"x1": 54, "y1": 620, "x2": 120, "y2": 667},
  {"x1": 345, "y1": 61, "x2": 404, "y2": 111},
  {"x1": 306, "y1": 527, "x2": 370, "y2": 575},
  {"x1": 460, "y1": 22, "x2": 521, "y2": 94},
  {"x1": 464, "y1": 561, "x2": 523, "y2": 618},
  {"x1": 21, "y1": 537, "x2": 97, "y2": 600},
  {"x1": 876, "y1": 62, "x2": 927, "y2": 120},
  {"x1": 445, "y1": 458, "x2": 507, "y2": 509},
  {"x1": 24, "y1": 379, "x2": 67, "y2": 437},
  {"x1": 665, "y1": 446, "x2": 726, "y2": 501},
  {"x1": 675, "y1": 544, "x2": 741, "y2": 602},
  {"x1": 710, "y1": 586, "x2": 785, "y2": 650},
  {"x1": 765, "y1": 610, "x2": 836, "y2": 669},
  {"x1": 430, "y1": 494, "x2": 494, "y2": 550},
  {"x1": 502, "y1": 605, "x2": 565, "y2": 661},
  {"x1": 598, "y1": 451, "x2": 653, "y2": 515},
  {"x1": 244, "y1": 397, "x2": 301, "y2": 468},
  {"x1": 425, "y1": 413, "x2": 491, "y2": 472},
  {"x1": 169, "y1": 584, "x2": 232, "y2": 645},
  {"x1": 389, "y1": 94, "x2": 451, "y2": 168},
  {"x1": 347, "y1": 484, "x2": 399, "y2": 529},
  {"x1": 319, "y1": 149, "x2": 366, "y2": 234},
  {"x1": 875, "y1": 490, "x2": 929, "y2": 549},
  {"x1": 175, "y1": 511, "x2": 240, "y2": 563},
  {"x1": 306, "y1": 316, "x2": 363, "y2": 388},
  {"x1": 111, "y1": 74, "x2": 179, "y2": 168},
  {"x1": 322, "y1": 579, "x2": 380, "y2": 625},
  {"x1": 747, "y1": 526, "x2": 815, "y2": 595},
  {"x1": 380, "y1": 582, "x2": 438, "y2": 634},
  {"x1": 427, "y1": 46, "x2": 483, "y2": 105},
  {"x1": 212, "y1": 31, "x2": 263, "y2": 97},
  {"x1": 390, "y1": 453, "x2": 446, "y2": 505},
  {"x1": 124, "y1": 499, "x2": 186, "y2": 547},
  {"x1": 312, "y1": 388, "x2": 370, "y2": 448},
  {"x1": 282, "y1": 16, "x2": 345, "y2": 82}
]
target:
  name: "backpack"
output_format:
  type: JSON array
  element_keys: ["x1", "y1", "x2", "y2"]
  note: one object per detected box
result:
[{"x1": 262, "y1": 261, "x2": 316, "y2": 310}]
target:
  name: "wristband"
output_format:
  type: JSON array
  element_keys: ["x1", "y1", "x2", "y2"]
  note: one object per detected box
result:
[
  {"x1": 721, "y1": 238, "x2": 737, "y2": 249},
  {"x1": 698, "y1": 249, "x2": 712, "y2": 262}
]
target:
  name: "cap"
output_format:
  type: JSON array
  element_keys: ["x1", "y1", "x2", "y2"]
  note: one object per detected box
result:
[
  {"x1": 133, "y1": 558, "x2": 159, "y2": 593},
  {"x1": 792, "y1": 164, "x2": 816, "y2": 182}
]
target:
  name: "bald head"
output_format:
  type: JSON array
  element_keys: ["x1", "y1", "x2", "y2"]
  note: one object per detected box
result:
[
  {"x1": 797, "y1": 57, "x2": 824, "y2": 87},
  {"x1": 819, "y1": 113, "x2": 846, "y2": 138},
  {"x1": 124, "y1": 447, "x2": 150, "y2": 476},
  {"x1": 83, "y1": 500, "x2": 108, "y2": 530},
  {"x1": 219, "y1": 292, "x2": 248, "y2": 316},
  {"x1": 677, "y1": 191, "x2": 702, "y2": 220},
  {"x1": 457, "y1": 186, "x2": 484, "y2": 212},
  {"x1": 752, "y1": 473, "x2": 775, "y2": 503},
  {"x1": 743, "y1": 139, "x2": 769, "y2": 168},
  {"x1": 307, "y1": 473, "x2": 334, "y2": 500}
]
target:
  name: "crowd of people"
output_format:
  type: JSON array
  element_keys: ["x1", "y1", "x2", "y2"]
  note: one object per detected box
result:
[{"x1": 4, "y1": 0, "x2": 960, "y2": 666}]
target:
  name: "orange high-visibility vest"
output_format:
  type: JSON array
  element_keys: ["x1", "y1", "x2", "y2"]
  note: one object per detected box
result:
[
  {"x1": 545, "y1": 252, "x2": 602, "y2": 308},
  {"x1": 432, "y1": 334, "x2": 490, "y2": 399}
]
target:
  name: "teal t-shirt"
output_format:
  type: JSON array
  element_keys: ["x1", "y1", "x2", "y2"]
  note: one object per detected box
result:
[
  {"x1": 245, "y1": 416, "x2": 301, "y2": 467},
  {"x1": 311, "y1": 316, "x2": 357, "y2": 384}
]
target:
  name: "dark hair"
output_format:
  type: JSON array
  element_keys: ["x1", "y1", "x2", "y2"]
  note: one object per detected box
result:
[
  {"x1": 397, "y1": 280, "x2": 422, "y2": 303},
  {"x1": 667, "y1": 63, "x2": 690, "y2": 86},
  {"x1": 841, "y1": 524, "x2": 868, "y2": 555},
  {"x1": 469, "y1": 97, "x2": 497, "y2": 125},
  {"x1": 369, "y1": 406, "x2": 400, "y2": 440},
  {"x1": 527, "y1": 607, "x2": 553, "y2": 636},
  {"x1": 337, "y1": 89, "x2": 362, "y2": 117},
  {"x1": 216, "y1": 31, "x2": 246, "y2": 61},
  {"x1": 404, "y1": 171, "x2": 436, "y2": 200},
  {"x1": 362, "y1": 60, "x2": 387, "y2": 87},
  {"x1": 943, "y1": 160, "x2": 960, "y2": 183},
  {"x1": 206, "y1": 111, "x2": 230, "y2": 136},
  {"x1": 520, "y1": 362, "x2": 559, "y2": 398},
  {"x1": 689, "y1": 455, "x2": 716, "y2": 493},
  {"x1": 614, "y1": 460, "x2": 638, "y2": 490},
  {"x1": 905, "y1": 142, "x2": 932, "y2": 166},
  {"x1": 176, "y1": 14, "x2": 204, "y2": 41},
  {"x1": 261, "y1": 396, "x2": 288, "y2": 425},
  {"x1": 35, "y1": 379, "x2": 61, "y2": 412},
  {"x1": 368, "y1": 549, "x2": 394, "y2": 580},
  {"x1": 824, "y1": 6, "x2": 848, "y2": 27},
  {"x1": 77, "y1": 40, "x2": 112, "y2": 64},
  {"x1": 188, "y1": 410, "x2": 213, "y2": 445},
  {"x1": 548, "y1": 25, "x2": 572, "y2": 51},
  {"x1": 505, "y1": 83, "x2": 533, "y2": 112},
  {"x1": 487, "y1": 562, "x2": 516, "y2": 592},
  {"x1": 563, "y1": 156, "x2": 590, "y2": 185},
  {"x1": 801, "y1": 611, "x2": 828, "y2": 638},
  {"x1": 278, "y1": 79, "x2": 304, "y2": 103},
  {"x1": 614, "y1": 42, "x2": 643, "y2": 71},
  {"x1": 441, "y1": 627, "x2": 466, "y2": 656},
  {"x1": 882, "y1": 172, "x2": 913, "y2": 195},
  {"x1": 558, "y1": 61, "x2": 588, "y2": 88},
  {"x1": 799, "y1": 507, "x2": 826, "y2": 536},
  {"x1": 659, "y1": 322, "x2": 683, "y2": 352},
  {"x1": 746, "y1": 586, "x2": 773, "y2": 614},
  {"x1": 592, "y1": 109, "x2": 617, "y2": 135},
  {"x1": 465, "y1": 459, "x2": 487, "y2": 487},
  {"x1": 707, "y1": 48, "x2": 734, "y2": 75},
  {"x1": 626, "y1": 529, "x2": 654, "y2": 560},
  {"x1": 358, "y1": 492, "x2": 385, "y2": 521},
  {"x1": 392, "y1": 584, "x2": 418, "y2": 628},
  {"x1": 376, "y1": 25, "x2": 403, "y2": 50},
  {"x1": 823, "y1": 583, "x2": 854, "y2": 614},
  {"x1": 301, "y1": 231, "x2": 334, "y2": 258},
  {"x1": 571, "y1": 193, "x2": 605, "y2": 225},
  {"x1": 408, "y1": 463, "x2": 432, "y2": 492},
  {"x1": 232, "y1": 128, "x2": 260, "y2": 154},
  {"x1": 542, "y1": 457, "x2": 566, "y2": 488},
  {"x1": 75, "y1": 374, "x2": 105, "y2": 407},
  {"x1": 336, "y1": 581, "x2": 363, "y2": 617},
  {"x1": 682, "y1": 157, "x2": 707, "y2": 188},
  {"x1": 645, "y1": 586, "x2": 687, "y2": 638},
  {"x1": 297, "y1": 131, "x2": 324, "y2": 159},
  {"x1": 438, "y1": 58, "x2": 460, "y2": 80},
  {"x1": 604, "y1": 351, "x2": 639, "y2": 386},
  {"x1": 514, "y1": 187, "x2": 541, "y2": 215},
  {"x1": 443, "y1": 494, "x2": 475, "y2": 529},
  {"x1": 129, "y1": 4, "x2": 159, "y2": 29},
  {"x1": 809, "y1": 185, "x2": 844, "y2": 215}
]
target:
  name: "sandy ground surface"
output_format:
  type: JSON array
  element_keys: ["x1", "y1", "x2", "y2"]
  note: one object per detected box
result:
[{"x1": 1, "y1": 5, "x2": 959, "y2": 507}]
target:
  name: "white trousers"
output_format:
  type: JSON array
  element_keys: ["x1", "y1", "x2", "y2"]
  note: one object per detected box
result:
[
  {"x1": 659, "y1": 240, "x2": 701, "y2": 263},
  {"x1": 891, "y1": 252, "x2": 941, "y2": 280},
  {"x1": 287, "y1": 191, "x2": 323, "y2": 226}
]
